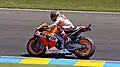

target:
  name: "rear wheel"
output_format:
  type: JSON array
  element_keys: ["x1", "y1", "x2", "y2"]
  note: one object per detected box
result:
[
  {"x1": 26, "y1": 36, "x2": 46, "y2": 56},
  {"x1": 74, "y1": 37, "x2": 95, "y2": 59}
]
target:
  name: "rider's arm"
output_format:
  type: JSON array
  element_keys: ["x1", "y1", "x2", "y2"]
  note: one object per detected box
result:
[
  {"x1": 48, "y1": 23, "x2": 57, "y2": 28},
  {"x1": 48, "y1": 17, "x2": 62, "y2": 28}
]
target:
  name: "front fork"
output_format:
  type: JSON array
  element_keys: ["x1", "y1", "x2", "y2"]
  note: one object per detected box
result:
[{"x1": 33, "y1": 35, "x2": 41, "y2": 48}]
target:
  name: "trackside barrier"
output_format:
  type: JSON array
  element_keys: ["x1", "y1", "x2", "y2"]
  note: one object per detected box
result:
[{"x1": 0, "y1": 56, "x2": 120, "y2": 67}]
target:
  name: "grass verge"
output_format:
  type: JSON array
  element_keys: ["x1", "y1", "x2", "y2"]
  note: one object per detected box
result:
[
  {"x1": 0, "y1": 0, "x2": 120, "y2": 12},
  {"x1": 0, "y1": 63, "x2": 75, "y2": 67}
]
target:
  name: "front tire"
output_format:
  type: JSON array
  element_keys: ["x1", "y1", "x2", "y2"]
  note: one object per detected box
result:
[
  {"x1": 26, "y1": 36, "x2": 46, "y2": 56},
  {"x1": 74, "y1": 37, "x2": 95, "y2": 59}
]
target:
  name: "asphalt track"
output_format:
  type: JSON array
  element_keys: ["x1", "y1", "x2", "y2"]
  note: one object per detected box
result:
[{"x1": 0, "y1": 10, "x2": 120, "y2": 61}]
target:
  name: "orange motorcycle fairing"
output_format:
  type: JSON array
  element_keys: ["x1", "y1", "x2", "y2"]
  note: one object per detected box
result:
[
  {"x1": 40, "y1": 37, "x2": 56, "y2": 48},
  {"x1": 39, "y1": 27, "x2": 59, "y2": 49}
]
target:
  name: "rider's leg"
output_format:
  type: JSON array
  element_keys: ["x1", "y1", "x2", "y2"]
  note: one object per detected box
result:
[
  {"x1": 56, "y1": 34, "x2": 71, "y2": 53},
  {"x1": 61, "y1": 31, "x2": 71, "y2": 45},
  {"x1": 56, "y1": 34, "x2": 65, "y2": 49}
]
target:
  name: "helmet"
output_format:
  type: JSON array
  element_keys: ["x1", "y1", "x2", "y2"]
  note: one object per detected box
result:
[{"x1": 50, "y1": 10, "x2": 60, "y2": 22}]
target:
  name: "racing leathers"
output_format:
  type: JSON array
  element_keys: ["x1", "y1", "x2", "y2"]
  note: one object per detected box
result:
[{"x1": 49, "y1": 13, "x2": 75, "y2": 49}]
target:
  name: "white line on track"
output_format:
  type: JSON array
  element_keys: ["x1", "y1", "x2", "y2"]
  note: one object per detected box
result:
[
  {"x1": 0, "y1": 8, "x2": 120, "y2": 14},
  {"x1": 1, "y1": 56, "x2": 120, "y2": 62}
]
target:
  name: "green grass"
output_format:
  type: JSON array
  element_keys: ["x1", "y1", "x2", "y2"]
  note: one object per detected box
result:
[
  {"x1": 0, "y1": 63, "x2": 76, "y2": 67},
  {"x1": 0, "y1": 0, "x2": 120, "y2": 12}
]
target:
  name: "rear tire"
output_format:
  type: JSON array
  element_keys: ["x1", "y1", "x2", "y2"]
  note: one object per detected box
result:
[
  {"x1": 74, "y1": 37, "x2": 95, "y2": 59},
  {"x1": 26, "y1": 36, "x2": 46, "y2": 56}
]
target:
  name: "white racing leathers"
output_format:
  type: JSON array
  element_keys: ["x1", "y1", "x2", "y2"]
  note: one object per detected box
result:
[
  {"x1": 49, "y1": 14, "x2": 75, "y2": 50},
  {"x1": 49, "y1": 14, "x2": 75, "y2": 30}
]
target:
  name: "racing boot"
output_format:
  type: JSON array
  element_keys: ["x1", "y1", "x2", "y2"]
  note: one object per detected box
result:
[
  {"x1": 59, "y1": 49, "x2": 71, "y2": 54},
  {"x1": 59, "y1": 37, "x2": 72, "y2": 54}
]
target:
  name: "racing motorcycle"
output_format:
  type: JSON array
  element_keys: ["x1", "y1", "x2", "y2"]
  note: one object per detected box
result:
[{"x1": 26, "y1": 23, "x2": 95, "y2": 59}]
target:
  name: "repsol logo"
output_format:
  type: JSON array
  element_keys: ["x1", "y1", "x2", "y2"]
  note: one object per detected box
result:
[{"x1": 39, "y1": 32, "x2": 58, "y2": 42}]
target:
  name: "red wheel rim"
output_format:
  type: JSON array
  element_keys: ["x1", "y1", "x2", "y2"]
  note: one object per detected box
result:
[{"x1": 75, "y1": 40, "x2": 92, "y2": 55}]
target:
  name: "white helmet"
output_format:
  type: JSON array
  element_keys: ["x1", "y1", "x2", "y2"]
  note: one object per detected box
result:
[{"x1": 50, "y1": 10, "x2": 60, "y2": 22}]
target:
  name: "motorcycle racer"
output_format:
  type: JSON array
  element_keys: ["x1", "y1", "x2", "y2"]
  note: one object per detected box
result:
[
  {"x1": 27, "y1": 11, "x2": 95, "y2": 57},
  {"x1": 49, "y1": 10, "x2": 75, "y2": 52}
]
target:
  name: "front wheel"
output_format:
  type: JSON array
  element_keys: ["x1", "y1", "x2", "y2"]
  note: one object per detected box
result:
[
  {"x1": 74, "y1": 37, "x2": 95, "y2": 59},
  {"x1": 26, "y1": 36, "x2": 46, "y2": 56}
]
